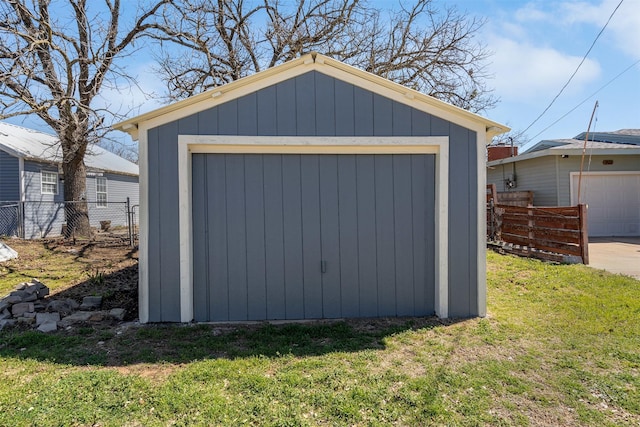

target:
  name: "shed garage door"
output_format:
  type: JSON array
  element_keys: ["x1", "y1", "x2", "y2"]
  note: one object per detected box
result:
[
  {"x1": 191, "y1": 153, "x2": 435, "y2": 321},
  {"x1": 572, "y1": 173, "x2": 640, "y2": 236}
]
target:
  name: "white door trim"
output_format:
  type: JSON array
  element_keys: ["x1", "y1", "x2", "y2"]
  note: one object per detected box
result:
[{"x1": 176, "y1": 135, "x2": 450, "y2": 322}]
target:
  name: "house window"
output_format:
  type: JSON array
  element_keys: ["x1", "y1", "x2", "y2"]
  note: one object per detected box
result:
[
  {"x1": 96, "y1": 177, "x2": 107, "y2": 207},
  {"x1": 41, "y1": 171, "x2": 58, "y2": 194}
]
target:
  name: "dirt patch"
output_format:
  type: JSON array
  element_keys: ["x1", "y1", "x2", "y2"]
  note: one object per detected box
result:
[
  {"x1": 1, "y1": 238, "x2": 138, "y2": 320},
  {"x1": 112, "y1": 363, "x2": 180, "y2": 382}
]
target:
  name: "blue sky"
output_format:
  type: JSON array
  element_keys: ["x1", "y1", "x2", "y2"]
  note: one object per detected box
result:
[
  {"x1": 458, "y1": 0, "x2": 639, "y2": 148},
  {"x1": 5, "y1": 0, "x2": 639, "y2": 152}
]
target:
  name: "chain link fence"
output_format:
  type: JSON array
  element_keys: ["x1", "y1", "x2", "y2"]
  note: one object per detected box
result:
[{"x1": 0, "y1": 199, "x2": 138, "y2": 247}]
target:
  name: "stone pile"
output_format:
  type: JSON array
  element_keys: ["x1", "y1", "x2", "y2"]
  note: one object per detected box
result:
[{"x1": 0, "y1": 279, "x2": 126, "y2": 332}]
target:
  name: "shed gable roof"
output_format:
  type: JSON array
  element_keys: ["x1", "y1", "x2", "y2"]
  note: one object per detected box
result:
[
  {"x1": 114, "y1": 52, "x2": 508, "y2": 140},
  {"x1": 0, "y1": 122, "x2": 139, "y2": 176}
]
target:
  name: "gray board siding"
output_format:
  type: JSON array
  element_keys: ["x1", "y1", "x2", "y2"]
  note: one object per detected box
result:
[
  {"x1": 0, "y1": 150, "x2": 19, "y2": 201},
  {"x1": 487, "y1": 154, "x2": 640, "y2": 206},
  {"x1": 147, "y1": 70, "x2": 479, "y2": 322},
  {"x1": 192, "y1": 153, "x2": 435, "y2": 321},
  {"x1": 0, "y1": 150, "x2": 19, "y2": 236}
]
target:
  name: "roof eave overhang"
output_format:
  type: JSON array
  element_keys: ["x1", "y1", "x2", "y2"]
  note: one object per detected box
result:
[
  {"x1": 113, "y1": 52, "x2": 509, "y2": 141},
  {"x1": 487, "y1": 147, "x2": 640, "y2": 166},
  {"x1": 21, "y1": 156, "x2": 138, "y2": 176}
]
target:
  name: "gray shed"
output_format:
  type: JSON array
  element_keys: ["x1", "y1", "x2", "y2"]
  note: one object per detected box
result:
[{"x1": 115, "y1": 53, "x2": 508, "y2": 323}]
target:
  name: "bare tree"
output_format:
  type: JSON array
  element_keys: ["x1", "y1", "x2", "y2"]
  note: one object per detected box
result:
[
  {"x1": 0, "y1": 0, "x2": 166, "y2": 236},
  {"x1": 157, "y1": 0, "x2": 496, "y2": 112}
]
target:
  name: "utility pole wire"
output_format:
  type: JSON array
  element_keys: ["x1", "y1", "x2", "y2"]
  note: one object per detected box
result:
[
  {"x1": 528, "y1": 58, "x2": 640, "y2": 142},
  {"x1": 577, "y1": 100, "x2": 599, "y2": 204},
  {"x1": 521, "y1": 0, "x2": 624, "y2": 141}
]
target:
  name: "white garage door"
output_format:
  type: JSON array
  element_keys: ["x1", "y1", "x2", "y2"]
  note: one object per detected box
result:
[{"x1": 571, "y1": 172, "x2": 640, "y2": 237}]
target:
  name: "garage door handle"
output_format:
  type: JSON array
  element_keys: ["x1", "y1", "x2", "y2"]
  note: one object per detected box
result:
[{"x1": 321, "y1": 260, "x2": 327, "y2": 274}]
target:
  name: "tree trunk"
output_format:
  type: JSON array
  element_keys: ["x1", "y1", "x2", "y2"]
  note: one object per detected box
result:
[{"x1": 62, "y1": 155, "x2": 92, "y2": 238}]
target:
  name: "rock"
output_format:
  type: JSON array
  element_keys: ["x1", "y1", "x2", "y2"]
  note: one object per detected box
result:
[
  {"x1": 46, "y1": 300, "x2": 74, "y2": 316},
  {"x1": 80, "y1": 296, "x2": 102, "y2": 310},
  {"x1": 24, "y1": 283, "x2": 39, "y2": 294},
  {"x1": 108, "y1": 308, "x2": 126, "y2": 321},
  {"x1": 0, "y1": 300, "x2": 8, "y2": 313},
  {"x1": 4, "y1": 295, "x2": 22, "y2": 304},
  {"x1": 9, "y1": 290, "x2": 28, "y2": 299},
  {"x1": 11, "y1": 302, "x2": 34, "y2": 317},
  {"x1": 17, "y1": 317, "x2": 35, "y2": 325},
  {"x1": 33, "y1": 302, "x2": 46, "y2": 311},
  {"x1": 0, "y1": 319, "x2": 16, "y2": 330},
  {"x1": 0, "y1": 309, "x2": 12, "y2": 320},
  {"x1": 36, "y1": 312, "x2": 60, "y2": 326},
  {"x1": 22, "y1": 293, "x2": 38, "y2": 303},
  {"x1": 23, "y1": 311, "x2": 37, "y2": 319},
  {"x1": 60, "y1": 311, "x2": 92, "y2": 326},
  {"x1": 89, "y1": 312, "x2": 104, "y2": 322},
  {"x1": 31, "y1": 278, "x2": 46, "y2": 287},
  {"x1": 67, "y1": 298, "x2": 80, "y2": 310},
  {"x1": 15, "y1": 282, "x2": 28, "y2": 291},
  {"x1": 37, "y1": 321, "x2": 57, "y2": 333},
  {"x1": 36, "y1": 286, "x2": 49, "y2": 298}
]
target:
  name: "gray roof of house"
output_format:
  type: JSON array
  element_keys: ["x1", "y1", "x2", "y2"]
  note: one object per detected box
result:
[
  {"x1": 573, "y1": 130, "x2": 640, "y2": 145},
  {"x1": 489, "y1": 130, "x2": 640, "y2": 167},
  {"x1": 525, "y1": 129, "x2": 640, "y2": 154},
  {"x1": 0, "y1": 122, "x2": 138, "y2": 176}
]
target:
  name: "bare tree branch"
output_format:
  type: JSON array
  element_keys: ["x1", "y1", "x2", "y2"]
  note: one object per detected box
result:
[
  {"x1": 157, "y1": 0, "x2": 496, "y2": 112},
  {"x1": 0, "y1": 0, "x2": 170, "y2": 235}
]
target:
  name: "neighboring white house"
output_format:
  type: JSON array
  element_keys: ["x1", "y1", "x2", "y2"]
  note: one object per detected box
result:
[
  {"x1": 487, "y1": 130, "x2": 640, "y2": 237},
  {"x1": 0, "y1": 121, "x2": 139, "y2": 238}
]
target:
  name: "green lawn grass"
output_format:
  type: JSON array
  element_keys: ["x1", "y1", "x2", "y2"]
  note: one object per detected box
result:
[{"x1": 1, "y1": 251, "x2": 638, "y2": 426}]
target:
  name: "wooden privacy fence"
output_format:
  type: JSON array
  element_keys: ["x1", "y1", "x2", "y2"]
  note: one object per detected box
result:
[
  {"x1": 496, "y1": 191, "x2": 534, "y2": 207},
  {"x1": 489, "y1": 204, "x2": 589, "y2": 264},
  {"x1": 486, "y1": 185, "x2": 589, "y2": 264}
]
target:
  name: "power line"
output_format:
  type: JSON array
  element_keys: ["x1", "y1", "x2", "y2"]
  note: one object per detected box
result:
[
  {"x1": 528, "y1": 58, "x2": 640, "y2": 142},
  {"x1": 521, "y1": 0, "x2": 625, "y2": 139}
]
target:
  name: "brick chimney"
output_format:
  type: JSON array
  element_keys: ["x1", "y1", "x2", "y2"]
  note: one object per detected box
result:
[{"x1": 488, "y1": 145, "x2": 518, "y2": 161}]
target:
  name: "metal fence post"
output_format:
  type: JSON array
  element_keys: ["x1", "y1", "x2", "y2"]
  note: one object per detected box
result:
[
  {"x1": 19, "y1": 201, "x2": 24, "y2": 239},
  {"x1": 489, "y1": 198, "x2": 495, "y2": 241},
  {"x1": 126, "y1": 197, "x2": 133, "y2": 247}
]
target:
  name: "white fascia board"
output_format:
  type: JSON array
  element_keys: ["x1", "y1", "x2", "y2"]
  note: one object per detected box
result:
[
  {"x1": 137, "y1": 126, "x2": 150, "y2": 323},
  {"x1": 177, "y1": 135, "x2": 450, "y2": 321},
  {"x1": 114, "y1": 53, "x2": 508, "y2": 142},
  {"x1": 476, "y1": 132, "x2": 487, "y2": 317},
  {"x1": 114, "y1": 54, "x2": 315, "y2": 136},
  {"x1": 316, "y1": 57, "x2": 508, "y2": 138}
]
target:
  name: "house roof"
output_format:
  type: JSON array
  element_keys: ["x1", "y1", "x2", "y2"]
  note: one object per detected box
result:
[
  {"x1": 525, "y1": 129, "x2": 640, "y2": 154},
  {"x1": 113, "y1": 52, "x2": 509, "y2": 141},
  {"x1": 488, "y1": 132, "x2": 640, "y2": 167},
  {"x1": 0, "y1": 122, "x2": 138, "y2": 176},
  {"x1": 573, "y1": 130, "x2": 640, "y2": 146}
]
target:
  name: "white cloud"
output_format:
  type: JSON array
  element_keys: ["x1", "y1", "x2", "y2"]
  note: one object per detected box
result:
[
  {"x1": 487, "y1": 35, "x2": 602, "y2": 102},
  {"x1": 515, "y1": 0, "x2": 640, "y2": 58},
  {"x1": 513, "y1": 2, "x2": 552, "y2": 22},
  {"x1": 567, "y1": 0, "x2": 640, "y2": 58}
]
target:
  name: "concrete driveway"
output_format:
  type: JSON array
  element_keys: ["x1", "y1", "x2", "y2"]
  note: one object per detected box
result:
[{"x1": 588, "y1": 237, "x2": 640, "y2": 280}]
